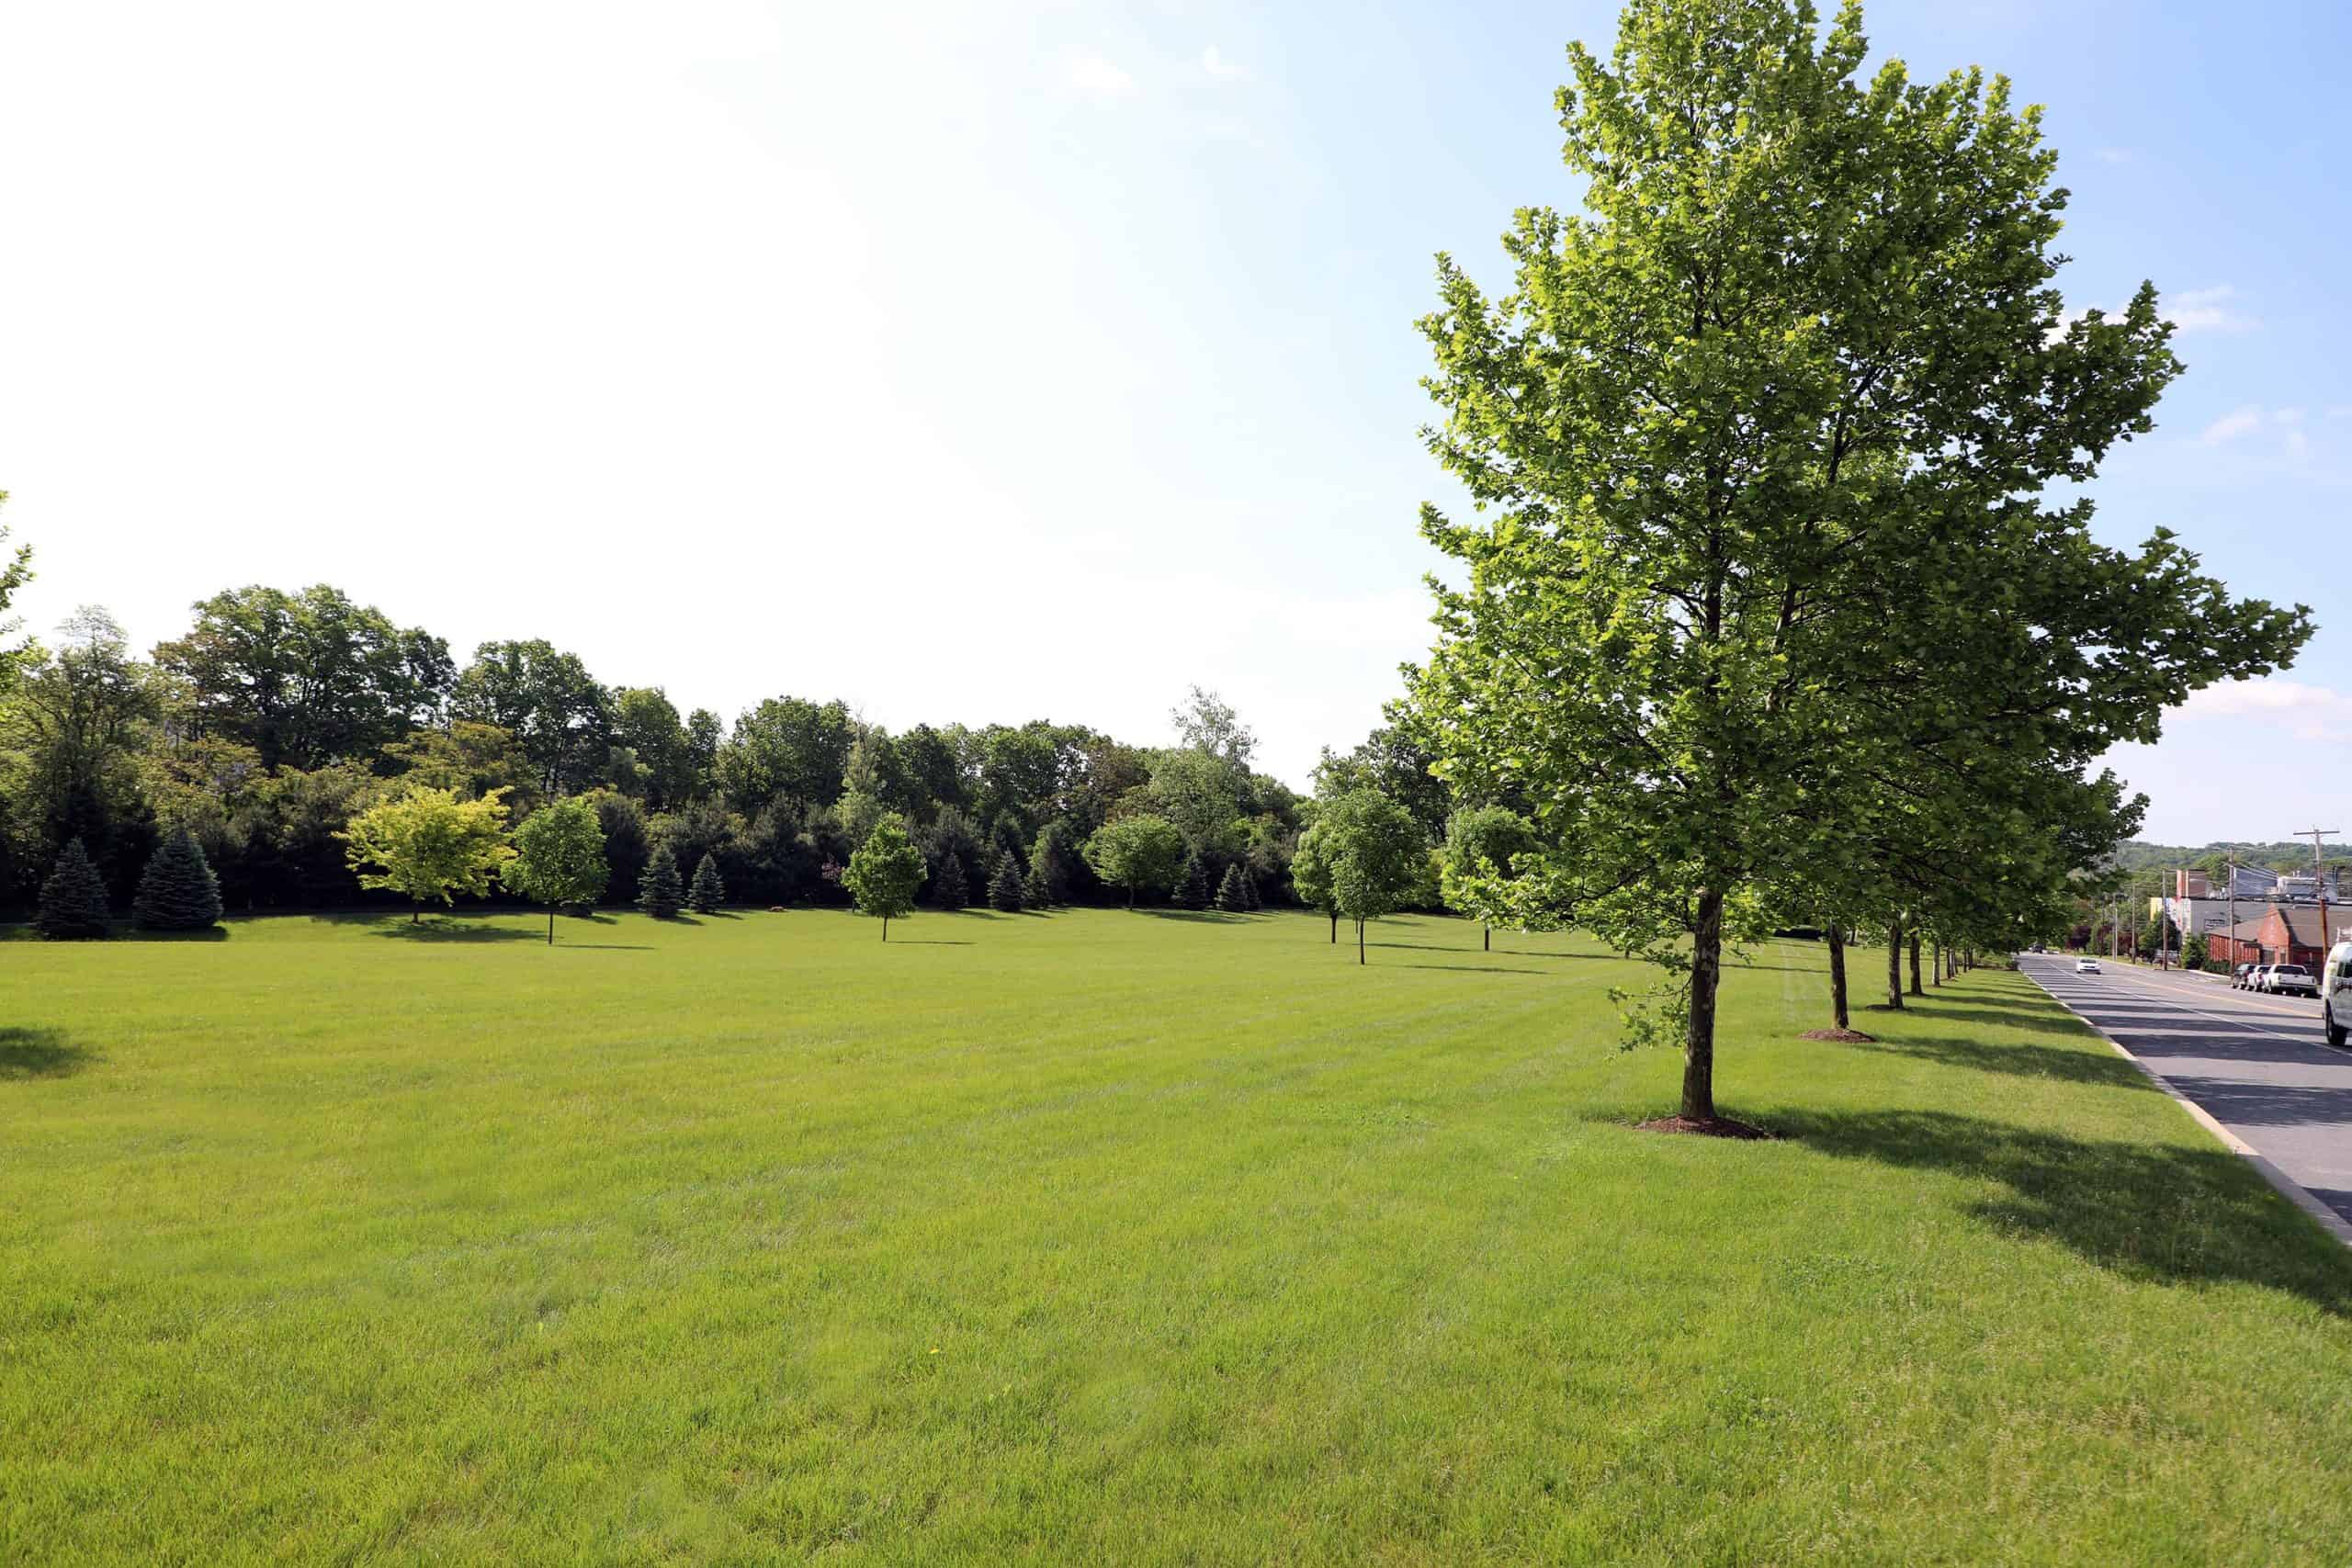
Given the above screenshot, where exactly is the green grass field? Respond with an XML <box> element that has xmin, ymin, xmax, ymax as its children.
<box><xmin>6</xmin><ymin>907</ymin><xmax>2351</xmax><ymax>1563</ymax></box>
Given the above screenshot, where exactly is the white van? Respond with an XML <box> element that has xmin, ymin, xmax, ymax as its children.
<box><xmin>2327</xmin><ymin>942</ymin><xmax>2352</xmax><ymax>1050</ymax></box>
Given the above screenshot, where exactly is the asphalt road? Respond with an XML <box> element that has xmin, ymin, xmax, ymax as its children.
<box><xmin>2018</xmin><ymin>954</ymin><xmax>2352</xmax><ymax>1226</ymax></box>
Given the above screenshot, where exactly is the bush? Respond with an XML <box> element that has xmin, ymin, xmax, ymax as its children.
<box><xmin>37</xmin><ymin>838</ymin><xmax>113</xmax><ymax>940</ymax></box>
<box><xmin>133</xmin><ymin>829</ymin><xmax>225</xmax><ymax>931</ymax></box>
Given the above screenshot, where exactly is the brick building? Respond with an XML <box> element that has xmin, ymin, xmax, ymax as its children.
<box><xmin>2209</xmin><ymin>906</ymin><xmax>2352</xmax><ymax>969</ymax></box>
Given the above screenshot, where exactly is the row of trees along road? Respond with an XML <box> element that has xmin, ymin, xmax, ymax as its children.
<box><xmin>1404</xmin><ymin>0</ymin><xmax>2310</xmax><ymax>1130</ymax></box>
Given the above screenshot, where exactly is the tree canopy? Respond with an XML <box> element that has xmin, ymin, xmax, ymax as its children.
<box><xmin>843</xmin><ymin>814</ymin><xmax>926</xmax><ymax>938</ymax></box>
<box><xmin>339</xmin><ymin>785</ymin><xmax>515</xmax><ymax>920</ymax></box>
<box><xmin>503</xmin><ymin>795</ymin><xmax>609</xmax><ymax>942</ymax></box>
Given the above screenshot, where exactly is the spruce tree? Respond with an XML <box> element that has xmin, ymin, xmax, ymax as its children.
<box><xmin>133</xmin><ymin>828</ymin><xmax>224</xmax><ymax>931</ymax></box>
<box><xmin>934</xmin><ymin>852</ymin><xmax>969</xmax><ymax>910</ymax></box>
<box><xmin>36</xmin><ymin>838</ymin><xmax>112</xmax><ymax>940</ymax></box>
<box><xmin>687</xmin><ymin>852</ymin><xmax>726</xmax><ymax>914</ymax></box>
<box><xmin>989</xmin><ymin>854</ymin><xmax>1026</xmax><ymax>912</ymax></box>
<box><xmin>1173</xmin><ymin>850</ymin><xmax>1210</xmax><ymax>910</ymax></box>
<box><xmin>638</xmin><ymin>841</ymin><xmax>684</xmax><ymax>918</ymax></box>
<box><xmin>1216</xmin><ymin>863</ymin><xmax>1250</xmax><ymax>912</ymax></box>
<box><xmin>1239</xmin><ymin>863</ymin><xmax>1262</xmax><ymax>911</ymax></box>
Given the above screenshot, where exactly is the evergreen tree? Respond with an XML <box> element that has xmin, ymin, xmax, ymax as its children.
<box><xmin>687</xmin><ymin>852</ymin><xmax>726</xmax><ymax>913</ymax></box>
<box><xmin>1216</xmin><ymin>863</ymin><xmax>1250</xmax><ymax>912</ymax></box>
<box><xmin>1027</xmin><ymin>825</ymin><xmax>1073</xmax><ymax>908</ymax></box>
<box><xmin>1239</xmin><ymin>863</ymin><xmax>1262</xmax><ymax>910</ymax></box>
<box><xmin>133</xmin><ymin>827</ymin><xmax>224</xmax><ymax>931</ymax></box>
<box><xmin>36</xmin><ymin>837</ymin><xmax>112</xmax><ymax>940</ymax></box>
<box><xmin>934</xmin><ymin>852</ymin><xmax>969</xmax><ymax>910</ymax></box>
<box><xmin>638</xmin><ymin>841</ymin><xmax>684</xmax><ymax>918</ymax></box>
<box><xmin>1173</xmin><ymin>850</ymin><xmax>1210</xmax><ymax>910</ymax></box>
<box><xmin>989</xmin><ymin>854</ymin><xmax>1026</xmax><ymax>911</ymax></box>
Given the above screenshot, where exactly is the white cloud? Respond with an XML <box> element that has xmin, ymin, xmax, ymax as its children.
<box><xmin>1202</xmin><ymin>45</ymin><xmax>1247</xmax><ymax>82</ymax></box>
<box><xmin>2165</xmin><ymin>284</ymin><xmax>2259</xmax><ymax>333</ymax></box>
<box><xmin>2199</xmin><ymin>405</ymin><xmax>2265</xmax><ymax>445</ymax></box>
<box><xmin>2181</xmin><ymin>680</ymin><xmax>2352</xmax><ymax>741</ymax></box>
<box><xmin>1064</xmin><ymin>52</ymin><xmax>1136</xmax><ymax>103</ymax></box>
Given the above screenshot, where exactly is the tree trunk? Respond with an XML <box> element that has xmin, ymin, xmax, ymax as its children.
<box><xmin>1907</xmin><ymin>932</ymin><xmax>1923</xmax><ymax>997</ymax></box>
<box><xmin>1827</xmin><ymin>922</ymin><xmax>1849</xmax><ymax>1030</ymax></box>
<box><xmin>1484</xmin><ymin>924</ymin><xmax>1490</xmax><ymax>952</ymax></box>
<box><xmin>413</xmin><ymin>905</ymin><xmax>420</xmax><ymax>925</ymax></box>
<box><xmin>1683</xmin><ymin>887</ymin><xmax>1724</xmax><ymax>1120</ymax></box>
<box><xmin>1886</xmin><ymin>919</ymin><xmax>1904</xmax><ymax>1010</ymax></box>
<box><xmin>882</xmin><ymin>915</ymin><xmax>889</xmax><ymax>942</ymax></box>
<box><xmin>1357</xmin><ymin>917</ymin><xmax>1365</xmax><ymax>966</ymax></box>
<box><xmin>548</xmin><ymin>907</ymin><xmax>555</xmax><ymax>945</ymax></box>
<box><xmin>1931</xmin><ymin>939</ymin><xmax>1942</xmax><ymax>985</ymax></box>
<box><xmin>1329</xmin><ymin>909</ymin><xmax>1338</xmax><ymax>944</ymax></box>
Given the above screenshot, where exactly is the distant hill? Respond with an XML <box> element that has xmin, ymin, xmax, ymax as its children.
<box><xmin>2105</xmin><ymin>840</ymin><xmax>2350</xmax><ymax>876</ymax></box>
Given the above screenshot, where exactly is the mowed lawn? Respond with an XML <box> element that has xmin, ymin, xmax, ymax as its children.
<box><xmin>6</xmin><ymin>908</ymin><xmax>2352</xmax><ymax>1564</ymax></box>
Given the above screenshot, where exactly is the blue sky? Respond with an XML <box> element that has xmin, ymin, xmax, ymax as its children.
<box><xmin>0</xmin><ymin>0</ymin><xmax>2343</xmax><ymax>844</ymax></box>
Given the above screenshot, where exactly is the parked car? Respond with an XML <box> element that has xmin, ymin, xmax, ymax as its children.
<box><xmin>2266</xmin><ymin>964</ymin><xmax>2318</xmax><ymax>998</ymax></box>
<box><xmin>2325</xmin><ymin>942</ymin><xmax>2350</xmax><ymax>1049</ymax></box>
<box><xmin>2233</xmin><ymin>963</ymin><xmax>2261</xmax><ymax>989</ymax></box>
<box><xmin>2075</xmin><ymin>958</ymin><xmax>2101</xmax><ymax>975</ymax></box>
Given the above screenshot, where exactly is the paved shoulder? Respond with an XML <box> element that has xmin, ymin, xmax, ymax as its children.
<box><xmin>2019</xmin><ymin>956</ymin><xmax>2352</xmax><ymax>1230</ymax></box>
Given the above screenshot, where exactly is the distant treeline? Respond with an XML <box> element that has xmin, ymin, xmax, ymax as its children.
<box><xmin>2105</xmin><ymin>840</ymin><xmax>2352</xmax><ymax>879</ymax></box>
<box><xmin>0</xmin><ymin>581</ymin><xmax>1450</xmax><ymax>918</ymax></box>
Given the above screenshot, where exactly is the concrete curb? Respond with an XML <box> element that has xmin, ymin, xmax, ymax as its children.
<box><xmin>2030</xmin><ymin>978</ymin><xmax>2352</xmax><ymax>1251</ymax></box>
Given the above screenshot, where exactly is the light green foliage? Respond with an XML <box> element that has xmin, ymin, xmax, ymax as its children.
<box><xmin>1082</xmin><ymin>814</ymin><xmax>1185</xmax><ymax>908</ymax></box>
<box><xmin>504</xmin><ymin>797</ymin><xmax>609</xmax><ymax>941</ymax></box>
<box><xmin>843</xmin><ymin>814</ymin><xmax>926</xmax><ymax>937</ymax></box>
<box><xmin>8</xmin><ymin>919</ymin><xmax>2352</xmax><ymax>1562</ymax></box>
<box><xmin>1147</xmin><ymin>748</ymin><xmax>1248</xmax><ymax>854</ymax></box>
<box><xmin>380</xmin><ymin>720</ymin><xmax>542</xmax><ymax>817</ymax></box>
<box><xmin>0</xmin><ymin>491</ymin><xmax>33</xmax><ymax>700</ymax></box>
<box><xmin>1439</xmin><ymin>806</ymin><xmax>1539</xmax><ymax>933</ymax></box>
<box><xmin>1407</xmin><ymin>0</ymin><xmax>2309</xmax><ymax>1116</ymax></box>
<box><xmin>338</xmin><ymin>785</ymin><xmax>514</xmax><ymax>917</ymax></box>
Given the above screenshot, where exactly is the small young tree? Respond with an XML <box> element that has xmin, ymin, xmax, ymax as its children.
<box><xmin>1292</xmin><ymin>829</ymin><xmax>1339</xmax><ymax>942</ymax></box>
<box><xmin>340</xmin><ymin>785</ymin><xmax>514</xmax><ymax>922</ymax></box>
<box><xmin>989</xmin><ymin>854</ymin><xmax>1026</xmax><ymax>911</ymax></box>
<box><xmin>36</xmin><ymin>837</ymin><xmax>112</xmax><ymax>939</ymax></box>
<box><xmin>1318</xmin><ymin>790</ymin><xmax>1427</xmax><ymax>964</ymax></box>
<box><xmin>933</xmin><ymin>851</ymin><xmax>969</xmax><ymax>910</ymax></box>
<box><xmin>1440</xmin><ymin>805</ymin><xmax>1536</xmax><ymax>952</ymax></box>
<box><xmin>1082</xmin><ymin>814</ymin><xmax>1185</xmax><ymax>908</ymax></box>
<box><xmin>638</xmin><ymin>841</ymin><xmax>684</xmax><ymax>919</ymax></box>
<box><xmin>1216</xmin><ymin>863</ymin><xmax>1250</xmax><ymax>912</ymax></box>
<box><xmin>1173</xmin><ymin>850</ymin><xmax>1211</xmax><ymax>910</ymax></box>
<box><xmin>505</xmin><ymin>796</ymin><xmax>609</xmax><ymax>942</ymax></box>
<box><xmin>133</xmin><ymin>827</ymin><xmax>224</xmax><ymax>932</ymax></box>
<box><xmin>844</xmin><ymin>814</ymin><xmax>927</xmax><ymax>939</ymax></box>
<box><xmin>687</xmin><ymin>852</ymin><xmax>726</xmax><ymax>914</ymax></box>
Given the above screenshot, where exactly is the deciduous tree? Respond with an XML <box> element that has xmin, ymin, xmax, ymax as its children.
<box><xmin>339</xmin><ymin>785</ymin><xmax>514</xmax><ymax>922</ymax></box>
<box><xmin>506</xmin><ymin>796</ymin><xmax>609</xmax><ymax>942</ymax></box>
<box><xmin>843</xmin><ymin>814</ymin><xmax>926</xmax><ymax>939</ymax></box>
<box><xmin>1082</xmin><ymin>814</ymin><xmax>1184</xmax><ymax>908</ymax></box>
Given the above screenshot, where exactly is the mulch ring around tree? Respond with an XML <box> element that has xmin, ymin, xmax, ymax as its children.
<box><xmin>1798</xmin><ymin>1027</ymin><xmax>1876</xmax><ymax>1043</ymax></box>
<box><xmin>1635</xmin><ymin>1114</ymin><xmax>1776</xmax><ymax>1140</ymax></box>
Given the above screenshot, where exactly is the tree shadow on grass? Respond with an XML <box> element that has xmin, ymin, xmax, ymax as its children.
<box><xmin>1389</xmin><ymin>961</ymin><xmax>1548</xmax><ymax>976</ymax></box>
<box><xmin>889</xmin><ymin>939</ymin><xmax>973</xmax><ymax>946</ymax></box>
<box><xmin>1908</xmin><ymin>1003</ymin><xmax>2094</xmax><ymax>1036</ymax></box>
<box><xmin>1849</xmin><ymin>1033</ymin><xmax>2155</xmax><ymax>1091</ymax></box>
<box><xmin>562</xmin><ymin>943</ymin><xmax>656</xmax><ymax>951</ymax></box>
<box><xmin>1770</xmin><ymin>1107</ymin><xmax>2352</xmax><ymax>1314</ymax></box>
<box><xmin>118</xmin><ymin>925</ymin><xmax>230</xmax><ymax>942</ymax></box>
<box><xmin>0</xmin><ymin>1027</ymin><xmax>96</xmax><ymax>1080</ymax></box>
<box><xmin>364</xmin><ymin>919</ymin><xmax>544</xmax><ymax>943</ymax></box>
<box><xmin>1136</xmin><ymin>910</ymin><xmax>1247</xmax><ymax>923</ymax></box>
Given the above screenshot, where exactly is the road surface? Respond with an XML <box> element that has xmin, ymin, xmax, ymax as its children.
<box><xmin>2018</xmin><ymin>954</ymin><xmax>2352</xmax><ymax>1228</ymax></box>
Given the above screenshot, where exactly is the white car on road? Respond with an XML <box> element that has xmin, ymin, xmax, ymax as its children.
<box><xmin>2075</xmin><ymin>958</ymin><xmax>2101</xmax><ymax>975</ymax></box>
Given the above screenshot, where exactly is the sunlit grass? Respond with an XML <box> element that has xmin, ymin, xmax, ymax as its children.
<box><xmin>6</xmin><ymin>908</ymin><xmax>2349</xmax><ymax>1562</ymax></box>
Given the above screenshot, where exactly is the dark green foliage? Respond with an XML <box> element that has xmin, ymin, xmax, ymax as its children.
<box><xmin>638</xmin><ymin>842</ymin><xmax>684</xmax><ymax>919</ymax></box>
<box><xmin>1173</xmin><ymin>851</ymin><xmax>1210</xmax><ymax>910</ymax></box>
<box><xmin>924</xmin><ymin>807</ymin><xmax>985</xmax><ymax>906</ymax></box>
<box><xmin>37</xmin><ymin>838</ymin><xmax>112</xmax><ymax>939</ymax></box>
<box><xmin>1216</xmin><ymin>863</ymin><xmax>1250</xmax><ymax>912</ymax></box>
<box><xmin>1240</xmin><ymin>864</ymin><xmax>1261</xmax><ymax>911</ymax></box>
<box><xmin>687</xmin><ymin>852</ymin><xmax>725</xmax><ymax>914</ymax></box>
<box><xmin>133</xmin><ymin>829</ymin><xmax>224</xmax><ymax>931</ymax></box>
<box><xmin>989</xmin><ymin>855</ymin><xmax>1026</xmax><ymax>912</ymax></box>
<box><xmin>934</xmin><ymin>852</ymin><xmax>968</xmax><ymax>911</ymax></box>
<box><xmin>1027</xmin><ymin>824</ymin><xmax>1074</xmax><ymax>908</ymax></box>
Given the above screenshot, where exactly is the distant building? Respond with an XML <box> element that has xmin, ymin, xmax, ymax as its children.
<box><xmin>2209</xmin><ymin>906</ymin><xmax>2352</xmax><ymax>970</ymax></box>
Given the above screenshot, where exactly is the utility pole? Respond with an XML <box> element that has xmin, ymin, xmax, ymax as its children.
<box><xmin>2226</xmin><ymin>858</ymin><xmax>2237</xmax><ymax>976</ymax></box>
<box><xmin>2298</xmin><ymin>827</ymin><xmax>2339</xmax><ymax>955</ymax></box>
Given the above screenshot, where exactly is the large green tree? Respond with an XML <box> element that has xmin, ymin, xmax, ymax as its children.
<box><xmin>1406</xmin><ymin>0</ymin><xmax>2308</xmax><ymax>1125</ymax></box>
<box><xmin>1082</xmin><ymin>814</ymin><xmax>1184</xmax><ymax>908</ymax></box>
<box><xmin>1302</xmin><ymin>790</ymin><xmax>1426</xmax><ymax>965</ymax></box>
<box><xmin>5</xmin><ymin>607</ymin><xmax>159</xmax><ymax>890</ymax></box>
<box><xmin>449</xmin><ymin>640</ymin><xmax>614</xmax><ymax>798</ymax></box>
<box><xmin>716</xmin><ymin>696</ymin><xmax>854</xmax><ymax>819</ymax></box>
<box><xmin>1440</xmin><ymin>805</ymin><xmax>1538</xmax><ymax>953</ymax></box>
<box><xmin>504</xmin><ymin>796</ymin><xmax>609</xmax><ymax>943</ymax></box>
<box><xmin>153</xmin><ymin>584</ymin><xmax>450</xmax><ymax>771</ymax></box>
